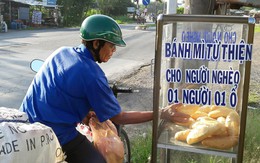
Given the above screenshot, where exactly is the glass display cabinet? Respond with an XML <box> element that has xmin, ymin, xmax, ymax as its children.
<box><xmin>151</xmin><ymin>14</ymin><xmax>255</xmax><ymax>163</ymax></box>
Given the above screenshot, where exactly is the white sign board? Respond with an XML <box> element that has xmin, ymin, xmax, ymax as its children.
<box><xmin>127</xmin><ymin>7</ymin><xmax>135</xmax><ymax>13</ymax></box>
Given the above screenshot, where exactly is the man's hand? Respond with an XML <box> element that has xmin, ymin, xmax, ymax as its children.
<box><xmin>160</xmin><ymin>103</ymin><xmax>190</xmax><ymax>123</ymax></box>
<box><xmin>82</xmin><ymin>111</ymin><xmax>96</xmax><ymax>125</ymax></box>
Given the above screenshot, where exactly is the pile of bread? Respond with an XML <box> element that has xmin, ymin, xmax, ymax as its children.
<box><xmin>173</xmin><ymin>104</ymin><xmax>240</xmax><ymax>150</ymax></box>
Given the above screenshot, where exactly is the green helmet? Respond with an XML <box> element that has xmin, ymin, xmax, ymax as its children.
<box><xmin>80</xmin><ymin>14</ymin><xmax>126</xmax><ymax>47</ymax></box>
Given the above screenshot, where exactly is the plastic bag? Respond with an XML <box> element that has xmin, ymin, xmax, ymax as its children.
<box><xmin>76</xmin><ymin>123</ymin><xmax>93</xmax><ymax>142</ymax></box>
<box><xmin>89</xmin><ymin>117</ymin><xmax>124</xmax><ymax>163</ymax></box>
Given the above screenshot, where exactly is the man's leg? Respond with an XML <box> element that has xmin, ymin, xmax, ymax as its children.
<box><xmin>62</xmin><ymin>133</ymin><xmax>106</xmax><ymax>163</ymax></box>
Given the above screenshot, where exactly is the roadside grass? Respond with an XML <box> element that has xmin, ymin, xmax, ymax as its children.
<box><xmin>243</xmin><ymin>108</ymin><xmax>260</xmax><ymax>162</ymax></box>
<box><xmin>113</xmin><ymin>15</ymin><xmax>136</xmax><ymax>24</ymax></box>
<box><xmin>130</xmin><ymin>105</ymin><xmax>260</xmax><ymax>163</ymax></box>
<box><xmin>130</xmin><ymin>131</ymin><xmax>152</xmax><ymax>163</ymax></box>
<box><xmin>248</xmin><ymin>81</ymin><xmax>260</xmax><ymax>108</ymax></box>
<box><xmin>248</xmin><ymin>92</ymin><xmax>260</xmax><ymax>107</ymax></box>
<box><xmin>255</xmin><ymin>25</ymin><xmax>260</xmax><ymax>33</ymax></box>
<box><xmin>145</xmin><ymin>23</ymin><xmax>156</xmax><ymax>28</ymax></box>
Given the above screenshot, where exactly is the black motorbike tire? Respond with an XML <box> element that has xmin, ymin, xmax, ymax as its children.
<box><xmin>119</xmin><ymin>129</ymin><xmax>131</xmax><ymax>163</ymax></box>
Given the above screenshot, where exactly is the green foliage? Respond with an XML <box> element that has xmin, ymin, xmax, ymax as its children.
<box><xmin>96</xmin><ymin>0</ymin><xmax>134</xmax><ymax>16</ymax></box>
<box><xmin>131</xmin><ymin>132</ymin><xmax>152</xmax><ymax>163</ymax></box>
<box><xmin>113</xmin><ymin>15</ymin><xmax>135</xmax><ymax>24</ymax></box>
<box><xmin>255</xmin><ymin>25</ymin><xmax>260</xmax><ymax>33</ymax></box>
<box><xmin>84</xmin><ymin>9</ymin><xmax>101</xmax><ymax>17</ymax></box>
<box><xmin>145</xmin><ymin>2</ymin><xmax>165</xmax><ymax>15</ymax></box>
<box><xmin>243</xmin><ymin>109</ymin><xmax>260</xmax><ymax>162</ymax></box>
<box><xmin>240</xmin><ymin>6</ymin><xmax>254</xmax><ymax>12</ymax></box>
<box><xmin>55</xmin><ymin>0</ymin><xmax>134</xmax><ymax>27</ymax></box>
<box><xmin>57</xmin><ymin>0</ymin><xmax>95</xmax><ymax>27</ymax></box>
<box><xmin>29</xmin><ymin>5</ymin><xmax>49</xmax><ymax>18</ymax></box>
<box><xmin>95</xmin><ymin>0</ymin><xmax>113</xmax><ymax>15</ymax></box>
<box><xmin>165</xmin><ymin>150</ymin><xmax>231</xmax><ymax>163</ymax></box>
<box><xmin>248</xmin><ymin>92</ymin><xmax>260</xmax><ymax>107</ymax></box>
<box><xmin>177</xmin><ymin>7</ymin><xmax>184</xmax><ymax>14</ymax></box>
<box><xmin>248</xmin><ymin>81</ymin><xmax>260</xmax><ymax>107</ymax></box>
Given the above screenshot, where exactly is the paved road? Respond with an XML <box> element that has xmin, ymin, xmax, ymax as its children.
<box><xmin>0</xmin><ymin>24</ymin><xmax>156</xmax><ymax>108</ymax></box>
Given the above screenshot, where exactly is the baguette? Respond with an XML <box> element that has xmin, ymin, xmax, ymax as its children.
<box><xmin>217</xmin><ymin>117</ymin><xmax>226</xmax><ymax>125</ymax></box>
<box><xmin>225</xmin><ymin>111</ymin><xmax>240</xmax><ymax>136</ymax></box>
<box><xmin>175</xmin><ymin>117</ymin><xmax>195</xmax><ymax>128</ymax></box>
<box><xmin>174</xmin><ymin>129</ymin><xmax>191</xmax><ymax>141</ymax></box>
<box><xmin>190</xmin><ymin>117</ymin><xmax>215</xmax><ymax>129</ymax></box>
<box><xmin>174</xmin><ymin>105</ymin><xmax>240</xmax><ymax>150</ymax></box>
<box><xmin>201</xmin><ymin>136</ymin><xmax>238</xmax><ymax>150</ymax></box>
<box><xmin>212</xmin><ymin>123</ymin><xmax>228</xmax><ymax>137</ymax></box>
<box><xmin>197</xmin><ymin>105</ymin><xmax>211</xmax><ymax>113</ymax></box>
<box><xmin>191</xmin><ymin>111</ymin><xmax>208</xmax><ymax>120</ymax></box>
<box><xmin>208</xmin><ymin>106</ymin><xmax>234</xmax><ymax>118</ymax></box>
<box><xmin>186</xmin><ymin>119</ymin><xmax>222</xmax><ymax>144</ymax></box>
<box><xmin>176</xmin><ymin>104</ymin><xmax>200</xmax><ymax>116</ymax></box>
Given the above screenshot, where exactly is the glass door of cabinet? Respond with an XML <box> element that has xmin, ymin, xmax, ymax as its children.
<box><xmin>151</xmin><ymin>14</ymin><xmax>255</xmax><ymax>163</ymax></box>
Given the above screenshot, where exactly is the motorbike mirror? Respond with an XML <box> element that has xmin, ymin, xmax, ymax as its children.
<box><xmin>30</xmin><ymin>59</ymin><xmax>44</xmax><ymax>73</ymax></box>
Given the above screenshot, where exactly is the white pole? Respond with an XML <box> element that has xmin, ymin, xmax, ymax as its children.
<box><xmin>167</xmin><ymin>0</ymin><xmax>177</xmax><ymax>14</ymax></box>
<box><xmin>162</xmin><ymin>0</ymin><xmax>178</xmax><ymax>107</ymax></box>
<box><xmin>166</xmin><ymin>0</ymin><xmax>177</xmax><ymax>39</ymax></box>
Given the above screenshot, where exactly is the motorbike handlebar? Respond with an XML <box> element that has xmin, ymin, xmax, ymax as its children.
<box><xmin>109</xmin><ymin>83</ymin><xmax>139</xmax><ymax>97</ymax></box>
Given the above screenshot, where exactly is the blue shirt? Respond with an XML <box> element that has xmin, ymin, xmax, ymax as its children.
<box><xmin>20</xmin><ymin>44</ymin><xmax>121</xmax><ymax>145</ymax></box>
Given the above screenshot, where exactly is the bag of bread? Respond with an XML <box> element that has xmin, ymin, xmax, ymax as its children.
<box><xmin>89</xmin><ymin>117</ymin><xmax>124</xmax><ymax>163</ymax></box>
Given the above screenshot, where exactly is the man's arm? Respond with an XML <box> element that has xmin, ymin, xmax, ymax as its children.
<box><xmin>110</xmin><ymin>103</ymin><xmax>190</xmax><ymax>125</ymax></box>
<box><xmin>110</xmin><ymin>111</ymin><xmax>153</xmax><ymax>125</ymax></box>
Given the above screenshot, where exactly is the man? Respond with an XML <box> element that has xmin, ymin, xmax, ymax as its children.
<box><xmin>20</xmin><ymin>14</ymin><xmax>190</xmax><ymax>163</ymax></box>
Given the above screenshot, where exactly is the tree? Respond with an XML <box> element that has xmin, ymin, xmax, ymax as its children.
<box><xmin>57</xmin><ymin>0</ymin><xmax>95</xmax><ymax>26</ymax></box>
<box><xmin>95</xmin><ymin>0</ymin><xmax>114</xmax><ymax>15</ymax></box>
<box><xmin>96</xmin><ymin>0</ymin><xmax>134</xmax><ymax>16</ymax></box>
<box><xmin>146</xmin><ymin>1</ymin><xmax>165</xmax><ymax>15</ymax></box>
<box><xmin>39</xmin><ymin>0</ymin><xmax>135</xmax><ymax>27</ymax></box>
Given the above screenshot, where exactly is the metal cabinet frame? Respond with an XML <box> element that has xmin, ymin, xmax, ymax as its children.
<box><xmin>151</xmin><ymin>14</ymin><xmax>255</xmax><ymax>163</ymax></box>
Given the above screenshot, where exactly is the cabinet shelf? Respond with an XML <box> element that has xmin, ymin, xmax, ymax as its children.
<box><xmin>157</xmin><ymin>121</ymin><xmax>237</xmax><ymax>158</ymax></box>
<box><xmin>157</xmin><ymin>143</ymin><xmax>237</xmax><ymax>158</ymax></box>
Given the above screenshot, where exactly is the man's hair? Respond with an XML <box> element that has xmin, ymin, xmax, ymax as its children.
<box><xmin>82</xmin><ymin>39</ymin><xmax>106</xmax><ymax>63</ymax></box>
<box><xmin>82</xmin><ymin>40</ymin><xmax>106</xmax><ymax>51</ymax></box>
